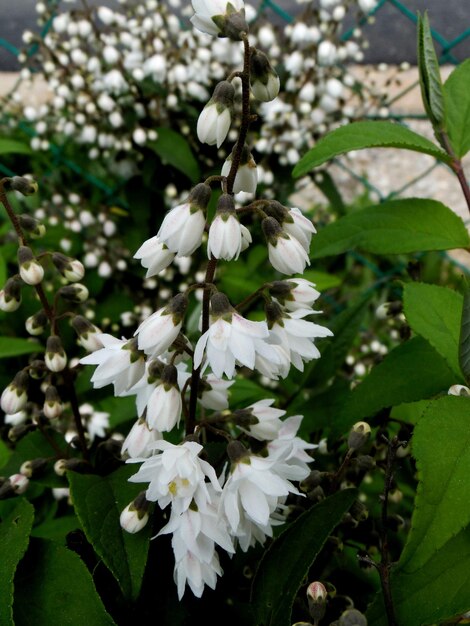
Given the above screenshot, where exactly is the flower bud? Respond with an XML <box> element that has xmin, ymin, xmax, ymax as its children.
<box><xmin>54</xmin><ymin>458</ymin><xmax>90</xmax><ymax>476</ymax></box>
<box><xmin>25</xmin><ymin>309</ymin><xmax>48</xmax><ymax>336</ymax></box>
<box><xmin>350</xmin><ymin>499</ymin><xmax>369</xmax><ymax>522</ymax></box>
<box><xmin>221</xmin><ymin>145</ymin><xmax>258</xmax><ymax>194</ymax></box>
<box><xmin>19</xmin><ymin>214</ymin><xmax>46</xmax><ymax>238</ymax></box>
<box><xmin>17</xmin><ymin>246</ymin><xmax>44</xmax><ymax>285</ymax></box>
<box><xmin>9</xmin><ymin>473</ymin><xmax>30</xmax><ymax>494</ymax></box>
<box><xmin>20</xmin><ymin>457</ymin><xmax>48</xmax><ymax>478</ymax></box>
<box><xmin>4</xmin><ymin>176</ymin><xmax>38</xmax><ymax>196</ymax></box>
<box><xmin>57</xmin><ymin>283</ymin><xmax>89</xmax><ymax>303</ymax></box>
<box><xmin>348</xmin><ymin>422</ymin><xmax>371</xmax><ymax>451</ymax></box>
<box><xmin>45</xmin><ymin>335</ymin><xmax>67</xmax><ymax>372</ymax></box>
<box><xmin>29</xmin><ymin>359</ymin><xmax>48</xmax><ymax>380</ymax></box>
<box><xmin>197</xmin><ymin>81</ymin><xmax>235</xmax><ymax>148</ymax></box>
<box><xmin>307</xmin><ymin>581</ymin><xmax>327</xmax><ymax>622</ymax></box>
<box><xmin>43</xmin><ymin>385</ymin><xmax>63</xmax><ymax>419</ymax></box>
<box><xmin>250</xmin><ymin>49</ymin><xmax>280</xmax><ymax>101</ymax></box>
<box><xmin>190</xmin><ymin>0</ymin><xmax>248</xmax><ymax>40</ymax></box>
<box><xmin>71</xmin><ymin>315</ymin><xmax>103</xmax><ymax>351</ymax></box>
<box><xmin>52</xmin><ymin>252</ymin><xmax>85</xmax><ymax>282</ymax></box>
<box><xmin>1</xmin><ymin>371</ymin><xmax>29</xmax><ymax>414</ymax></box>
<box><xmin>120</xmin><ymin>491</ymin><xmax>150</xmax><ymax>534</ymax></box>
<box><xmin>0</xmin><ymin>277</ymin><xmax>22</xmax><ymax>312</ymax></box>
<box><xmin>8</xmin><ymin>422</ymin><xmax>35</xmax><ymax>442</ymax></box>
<box><xmin>448</xmin><ymin>384</ymin><xmax>470</xmax><ymax>397</ymax></box>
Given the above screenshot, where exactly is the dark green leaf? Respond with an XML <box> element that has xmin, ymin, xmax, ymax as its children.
<box><xmin>0</xmin><ymin>140</ymin><xmax>33</xmax><ymax>156</ymax></box>
<box><xmin>309</xmin><ymin>199</ymin><xmax>469</xmax><ymax>259</ymax></box>
<box><xmin>0</xmin><ymin>337</ymin><xmax>42</xmax><ymax>359</ymax></box>
<box><xmin>292</xmin><ymin>122</ymin><xmax>451</xmax><ymax>178</ymax></box>
<box><xmin>301</xmin><ymin>269</ymin><xmax>341</xmax><ymax>291</ymax></box>
<box><xmin>417</xmin><ymin>12</ymin><xmax>446</xmax><ymax>129</ymax></box>
<box><xmin>68</xmin><ymin>465</ymin><xmax>151</xmax><ymax>601</ymax></box>
<box><xmin>0</xmin><ymin>498</ymin><xmax>34</xmax><ymax>626</ymax></box>
<box><xmin>251</xmin><ymin>489</ymin><xmax>358</xmax><ymax>626</ymax></box>
<box><xmin>337</xmin><ymin>337</ymin><xmax>456</xmax><ymax>430</ymax></box>
<box><xmin>368</xmin><ymin>397</ymin><xmax>470</xmax><ymax>625</ymax></box>
<box><xmin>13</xmin><ymin>539</ymin><xmax>116</xmax><ymax>626</ymax></box>
<box><xmin>459</xmin><ymin>288</ymin><xmax>470</xmax><ymax>382</ymax></box>
<box><xmin>444</xmin><ymin>59</ymin><xmax>470</xmax><ymax>158</ymax></box>
<box><xmin>30</xmin><ymin>515</ymin><xmax>81</xmax><ymax>542</ymax></box>
<box><xmin>403</xmin><ymin>282</ymin><xmax>464</xmax><ymax>378</ymax></box>
<box><xmin>147</xmin><ymin>128</ymin><xmax>200</xmax><ymax>183</ymax></box>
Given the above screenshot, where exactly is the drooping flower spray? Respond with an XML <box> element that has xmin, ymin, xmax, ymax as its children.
<box><xmin>78</xmin><ymin>0</ymin><xmax>333</xmax><ymax>598</ymax></box>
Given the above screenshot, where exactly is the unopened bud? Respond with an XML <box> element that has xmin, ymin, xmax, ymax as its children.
<box><xmin>43</xmin><ymin>385</ymin><xmax>63</xmax><ymax>419</ymax></box>
<box><xmin>355</xmin><ymin>454</ymin><xmax>376</xmax><ymax>471</ymax></box>
<box><xmin>350</xmin><ymin>499</ymin><xmax>368</xmax><ymax>522</ymax></box>
<box><xmin>250</xmin><ymin>48</ymin><xmax>280</xmax><ymax>102</ymax></box>
<box><xmin>1</xmin><ymin>371</ymin><xmax>29</xmax><ymax>414</ymax></box>
<box><xmin>8</xmin><ymin>422</ymin><xmax>35</xmax><ymax>442</ymax></box>
<box><xmin>299</xmin><ymin>469</ymin><xmax>323</xmax><ymax>492</ymax></box>
<box><xmin>5</xmin><ymin>176</ymin><xmax>38</xmax><ymax>196</ymax></box>
<box><xmin>348</xmin><ymin>422</ymin><xmax>371</xmax><ymax>451</ymax></box>
<box><xmin>57</xmin><ymin>283</ymin><xmax>89</xmax><ymax>303</ymax></box>
<box><xmin>25</xmin><ymin>309</ymin><xmax>48</xmax><ymax>336</ymax></box>
<box><xmin>0</xmin><ymin>277</ymin><xmax>22</xmax><ymax>312</ymax></box>
<box><xmin>120</xmin><ymin>491</ymin><xmax>150</xmax><ymax>534</ymax></box>
<box><xmin>45</xmin><ymin>335</ymin><xmax>67</xmax><ymax>372</ymax></box>
<box><xmin>307</xmin><ymin>581</ymin><xmax>327</xmax><ymax>622</ymax></box>
<box><xmin>227</xmin><ymin>440</ymin><xmax>250</xmax><ymax>463</ymax></box>
<box><xmin>9</xmin><ymin>473</ymin><xmax>30</xmax><ymax>494</ymax></box>
<box><xmin>71</xmin><ymin>315</ymin><xmax>103</xmax><ymax>351</ymax></box>
<box><xmin>54</xmin><ymin>458</ymin><xmax>90</xmax><ymax>476</ymax></box>
<box><xmin>52</xmin><ymin>252</ymin><xmax>85</xmax><ymax>282</ymax></box>
<box><xmin>29</xmin><ymin>359</ymin><xmax>48</xmax><ymax>379</ymax></box>
<box><xmin>19</xmin><ymin>214</ymin><xmax>46</xmax><ymax>238</ymax></box>
<box><xmin>18</xmin><ymin>246</ymin><xmax>44</xmax><ymax>285</ymax></box>
<box><xmin>20</xmin><ymin>457</ymin><xmax>48</xmax><ymax>478</ymax></box>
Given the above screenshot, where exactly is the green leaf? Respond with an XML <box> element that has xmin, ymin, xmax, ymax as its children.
<box><xmin>0</xmin><ymin>139</ymin><xmax>33</xmax><ymax>156</ymax></box>
<box><xmin>292</xmin><ymin>122</ymin><xmax>451</xmax><ymax>178</ymax></box>
<box><xmin>459</xmin><ymin>286</ymin><xmax>470</xmax><ymax>382</ymax></box>
<box><xmin>13</xmin><ymin>539</ymin><xmax>116</xmax><ymax>626</ymax></box>
<box><xmin>147</xmin><ymin>128</ymin><xmax>200</xmax><ymax>183</ymax></box>
<box><xmin>337</xmin><ymin>337</ymin><xmax>456</xmax><ymax>430</ymax></box>
<box><xmin>417</xmin><ymin>12</ymin><xmax>446</xmax><ymax>129</ymax></box>
<box><xmin>367</xmin><ymin>397</ymin><xmax>470</xmax><ymax>625</ymax></box>
<box><xmin>0</xmin><ymin>337</ymin><xmax>42</xmax><ymax>359</ymax></box>
<box><xmin>251</xmin><ymin>489</ymin><xmax>358</xmax><ymax>626</ymax></box>
<box><xmin>403</xmin><ymin>282</ymin><xmax>464</xmax><ymax>378</ymax></box>
<box><xmin>0</xmin><ymin>498</ymin><xmax>34</xmax><ymax>626</ymax></box>
<box><xmin>68</xmin><ymin>465</ymin><xmax>151</xmax><ymax>601</ymax></box>
<box><xmin>309</xmin><ymin>198</ymin><xmax>470</xmax><ymax>259</ymax></box>
<box><xmin>301</xmin><ymin>269</ymin><xmax>341</xmax><ymax>291</ymax></box>
<box><xmin>444</xmin><ymin>59</ymin><xmax>470</xmax><ymax>158</ymax></box>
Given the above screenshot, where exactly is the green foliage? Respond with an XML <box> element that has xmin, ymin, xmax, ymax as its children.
<box><xmin>444</xmin><ymin>59</ymin><xmax>470</xmax><ymax>158</ymax></box>
<box><xmin>292</xmin><ymin>121</ymin><xmax>451</xmax><ymax>178</ymax></box>
<box><xmin>13</xmin><ymin>539</ymin><xmax>116</xmax><ymax>625</ymax></box>
<box><xmin>309</xmin><ymin>199</ymin><xmax>470</xmax><ymax>259</ymax></box>
<box><xmin>0</xmin><ymin>140</ymin><xmax>33</xmax><ymax>156</ymax></box>
<box><xmin>251</xmin><ymin>489</ymin><xmax>358</xmax><ymax>626</ymax></box>
<box><xmin>403</xmin><ymin>282</ymin><xmax>464</xmax><ymax>378</ymax></box>
<box><xmin>417</xmin><ymin>12</ymin><xmax>446</xmax><ymax>130</ymax></box>
<box><xmin>68</xmin><ymin>465</ymin><xmax>152</xmax><ymax>601</ymax></box>
<box><xmin>367</xmin><ymin>397</ymin><xmax>470</xmax><ymax>625</ymax></box>
<box><xmin>459</xmin><ymin>287</ymin><xmax>470</xmax><ymax>382</ymax></box>
<box><xmin>147</xmin><ymin>128</ymin><xmax>200</xmax><ymax>183</ymax></box>
<box><xmin>0</xmin><ymin>498</ymin><xmax>34</xmax><ymax>626</ymax></box>
<box><xmin>0</xmin><ymin>337</ymin><xmax>42</xmax><ymax>359</ymax></box>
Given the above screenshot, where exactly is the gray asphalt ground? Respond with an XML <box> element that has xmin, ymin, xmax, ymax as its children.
<box><xmin>0</xmin><ymin>0</ymin><xmax>469</xmax><ymax>71</ymax></box>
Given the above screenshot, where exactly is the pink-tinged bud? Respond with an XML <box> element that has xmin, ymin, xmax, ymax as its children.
<box><xmin>45</xmin><ymin>335</ymin><xmax>67</xmax><ymax>372</ymax></box>
<box><xmin>1</xmin><ymin>371</ymin><xmax>29</xmax><ymax>414</ymax></box>
<box><xmin>52</xmin><ymin>252</ymin><xmax>85</xmax><ymax>282</ymax></box>
<box><xmin>120</xmin><ymin>492</ymin><xmax>150</xmax><ymax>534</ymax></box>
<box><xmin>348</xmin><ymin>421</ymin><xmax>371</xmax><ymax>451</ymax></box>
<box><xmin>9</xmin><ymin>473</ymin><xmax>30</xmax><ymax>494</ymax></box>
<box><xmin>307</xmin><ymin>581</ymin><xmax>327</xmax><ymax>622</ymax></box>
<box><xmin>18</xmin><ymin>246</ymin><xmax>44</xmax><ymax>285</ymax></box>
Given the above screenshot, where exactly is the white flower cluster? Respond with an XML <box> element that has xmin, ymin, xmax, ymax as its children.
<box><xmin>78</xmin><ymin>0</ymin><xmax>334</xmax><ymax>600</ymax></box>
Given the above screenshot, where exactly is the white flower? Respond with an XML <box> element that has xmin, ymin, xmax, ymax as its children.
<box><xmin>200</xmin><ymin>374</ymin><xmax>234</xmax><ymax>410</ymax></box>
<box><xmin>134</xmin><ymin>294</ymin><xmax>188</xmax><ymax>357</ymax></box>
<box><xmin>158</xmin><ymin>487</ymin><xmax>234</xmax><ymax>598</ymax></box>
<box><xmin>358</xmin><ymin>0</ymin><xmax>378</xmax><ymax>13</ymax></box>
<box><xmin>121</xmin><ymin>418</ymin><xmax>162</xmax><ymax>459</ymax></box>
<box><xmin>207</xmin><ymin>194</ymin><xmax>243</xmax><ymax>261</ymax></box>
<box><xmin>191</xmin><ymin>0</ymin><xmax>247</xmax><ymax>39</ymax></box>
<box><xmin>317</xmin><ymin>40</ymin><xmax>337</xmax><ymax>66</ymax></box>
<box><xmin>145</xmin><ymin>380</ymin><xmax>182</xmax><ymax>432</ymax></box>
<box><xmin>194</xmin><ymin>293</ymin><xmax>279</xmax><ymax>379</ymax></box>
<box><xmin>219</xmin><ymin>443</ymin><xmax>302</xmax><ymax>549</ymax></box>
<box><xmin>267</xmin><ymin>415</ymin><xmax>316</xmax><ymax>481</ymax></box>
<box><xmin>268</xmin><ymin>307</ymin><xmax>333</xmax><ymax>372</ymax></box>
<box><xmin>120</xmin><ymin>503</ymin><xmax>149</xmax><ymax>534</ymax></box>
<box><xmin>80</xmin><ymin>334</ymin><xmax>145</xmax><ymax>395</ymax></box>
<box><xmin>235</xmin><ymin>399</ymin><xmax>285</xmax><ymax>441</ymax></box>
<box><xmin>133</xmin><ymin>235</ymin><xmax>175</xmax><ymax>278</ymax></box>
<box><xmin>84</xmin><ymin>407</ymin><xmax>110</xmax><ymax>442</ymax></box>
<box><xmin>270</xmin><ymin>278</ymin><xmax>321</xmax><ymax>312</ymax></box>
<box><xmin>221</xmin><ymin>149</ymin><xmax>258</xmax><ymax>195</ymax></box>
<box><xmin>1</xmin><ymin>373</ymin><xmax>28</xmax><ymax>415</ymax></box>
<box><xmin>268</xmin><ymin>232</ymin><xmax>310</xmax><ymax>275</ymax></box>
<box><xmin>158</xmin><ymin>184</ymin><xmax>211</xmax><ymax>256</ymax></box>
<box><xmin>197</xmin><ymin>81</ymin><xmax>234</xmax><ymax>148</ymax></box>
<box><xmin>250</xmin><ymin>49</ymin><xmax>280</xmax><ymax>102</ymax></box>
<box><xmin>448</xmin><ymin>384</ymin><xmax>470</xmax><ymax>397</ymax></box>
<box><xmin>254</xmin><ymin>341</ymin><xmax>292</xmax><ymax>380</ymax></box>
<box><xmin>128</xmin><ymin>440</ymin><xmax>222</xmax><ymax>515</ymax></box>
<box><xmin>3</xmin><ymin>410</ymin><xmax>27</xmax><ymax>426</ymax></box>
<box><xmin>283</xmin><ymin>208</ymin><xmax>316</xmax><ymax>253</ymax></box>
<box><xmin>18</xmin><ymin>246</ymin><xmax>44</xmax><ymax>286</ymax></box>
